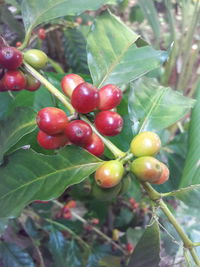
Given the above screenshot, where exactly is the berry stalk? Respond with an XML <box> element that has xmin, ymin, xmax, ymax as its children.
<box><xmin>23</xmin><ymin>62</ymin><xmax>75</xmax><ymax>114</ymax></box>
<box><xmin>80</xmin><ymin>115</ymin><xmax>125</xmax><ymax>158</ymax></box>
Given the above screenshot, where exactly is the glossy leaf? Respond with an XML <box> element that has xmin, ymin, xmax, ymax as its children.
<box><xmin>0</xmin><ymin>107</ymin><xmax>36</xmax><ymax>163</ymax></box>
<box><xmin>64</xmin><ymin>28</ymin><xmax>89</xmax><ymax>74</ymax></box>
<box><xmin>0</xmin><ymin>242</ymin><xmax>34</xmax><ymax>267</ymax></box>
<box><xmin>0</xmin><ymin>146</ymin><xmax>102</xmax><ymax>218</ymax></box>
<box><xmin>87</xmin><ymin>11</ymin><xmax>167</xmax><ymax>88</ymax></box>
<box><xmin>179</xmin><ymin>83</ymin><xmax>200</xmax><ymax>189</ymax></box>
<box><xmin>21</xmin><ymin>0</ymin><xmax>111</xmax><ymax>32</ymax></box>
<box><xmin>165</xmin><ymin>184</ymin><xmax>200</xmax><ymax>209</ymax></box>
<box><xmin>48</xmin><ymin>228</ymin><xmax>83</xmax><ymax>267</ymax></box>
<box><xmin>128</xmin><ymin>77</ymin><xmax>195</xmax><ymax>134</ymax></box>
<box><xmin>128</xmin><ymin>221</ymin><xmax>161</xmax><ymax>267</ymax></box>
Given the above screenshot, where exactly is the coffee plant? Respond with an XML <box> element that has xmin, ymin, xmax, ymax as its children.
<box><xmin>0</xmin><ymin>0</ymin><xmax>199</xmax><ymax>266</ymax></box>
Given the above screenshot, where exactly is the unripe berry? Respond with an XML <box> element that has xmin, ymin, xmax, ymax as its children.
<box><xmin>61</xmin><ymin>73</ymin><xmax>84</xmax><ymax>98</ymax></box>
<box><xmin>95</xmin><ymin>111</ymin><xmax>123</xmax><ymax>136</ymax></box>
<box><xmin>65</xmin><ymin>120</ymin><xmax>92</xmax><ymax>146</ymax></box>
<box><xmin>130</xmin><ymin>131</ymin><xmax>161</xmax><ymax>157</ymax></box>
<box><xmin>0</xmin><ymin>46</ymin><xmax>23</xmax><ymax>70</ymax></box>
<box><xmin>37</xmin><ymin>130</ymin><xmax>69</xmax><ymax>150</ymax></box>
<box><xmin>98</xmin><ymin>84</ymin><xmax>122</xmax><ymax>110</ymax></box>
<box><xmin>131</xmin><ymin>156</ymin><xmax>162</xmax><ymax>183</ymax></box>
<box><xmin>95</xmin><ymin>160</ymin><xmax>124</xmax><ymax>188</ymax></box>
<box><xmin>38</xmin><ymin>28</ymin><xmax>46</xmax><ymax>40</ymax></box>
<box><xmin>154</xmin><ymin>163</ymin><xmax>169</xmax><ymax>184</ymax></box>
<box><xmin>71</xmin><ymin>82</ymin><xmax>99</xmax><ymax>113</ymax></box>
<box><xmin>24</xmin><ymin>49</ymin><xmax>48</xmax><ymax>69</ymax></box>
<box><xmin>3</xmin><ymin>70</ymin><xmax>26</xmax><ymax>91</ymax></box>
<box><xmin>83</xmin><ymin>133</ymin><xmax>104</xmax><ymax>157</ymax></box>
<box><xmin>36</xmin><ymin>107</ymin><xmax>68</xmax><ymax>135</ymax></box>
<box><xmin>75</xmin><ymin>17</ymin><xmax>83</xmax><ymax>25</ymax></box>
<box><xmin>25</xmin><ymin>73</ymin><xmax>41</xmax><ymax>91</ymax></box>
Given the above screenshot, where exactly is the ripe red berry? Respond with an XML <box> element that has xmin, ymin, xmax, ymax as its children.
<box><xmin>16</xmin><ymin>42</ymin><xmax>22</xmax><ymax>48</ymax></box>
<box><xmin>0</xmin><ymin>46</ymin><xmax>23</xmax><ymax>70</ymax></box>
<box><xmin>91</xmin><ymin>218</ymin><xmax>99</xmax><ymax>225</ymax></box>
<box><xmin>25</xmin><ymin>73</ymin><xmax>41</xmax><ymax>92</ymax></box>
<box><xmin>38</xmin><ymin>28</ymin><xmax>46</xmax><ymax>40</ymax></box>
<box><xmin>83</xmin><ymin>133</ymin><xmax>104</xmax><ymax>157</ymax></box>
<box><xmin>71</xmin><ymin>82</ymin><xmax>99</xmax><ymax>113</ymax></box>
<box><xmin>63</xmin><ymin>200</ymin><xmax>77</xmax><ymax>210</ymax></box>
<box><xmin>98</xmin><ymin>84</ymin><xmax>122</xmax><ymax>110</ymax></box>
<box><xmin>126</xmin><ymin>243</ymin><xmax>134</xmax><ymax>253</ymax></box>
<box><xmin>95</xmin><ymin>111</ymin><xmax>123</xmax><ymax>136</ymax></box>
<box><xmin>36</xmin><ymin>107</ymin><xmax>68</xmax><ymax>135</ymax></box>
<box><xmin>65</xmin><ymin>120</ymin><xmax>92</xmax><ymax>146</ymax></box>
<box><xmin>37</xmin><ymin>130</ymin><xmax>69</xmax><ymax>150</ymax></box>
<box><xmin>63</xmin><ymin>209</ymin><xmax>72</xmax><ymax>220</ymax></box>
<box><xmin>61</xmin><ymin>73</ymin><xmax>84</xmax><ymax>98</ymax></box>
<box><xmin>3</xmin><ymin>70</ymin><xmax>26</xmax><ymax>91</ymax></box>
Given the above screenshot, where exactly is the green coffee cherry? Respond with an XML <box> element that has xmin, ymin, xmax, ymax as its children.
<box><xmin>95</xmin><ymin>160</ymin><xmax>124</xmax><ymax>188</ymax></box>
<box><xmin>130</xmin><ymin>131</ymin><xmax>161</xmax><ymax>157</ymax></box>
<box><xmin>131</xmin><ymin>156</ymin><xmax>162</xmax><ymax>183</ymax></box>
<box><xmin>24</xmin><ymin>49</ymin><xmax>48</xmax><ymax>69</ymax></box>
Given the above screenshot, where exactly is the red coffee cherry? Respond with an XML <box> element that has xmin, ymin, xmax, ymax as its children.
<box><xmin>61</xmin><ymin>73</ymin><xmax>84</xmax><ymax>98</ymax></box>
<box><xmin>126</xmin><ymin>243</ymin><xmax>134</xmax><ymax>253</ymax></box>
<box><xmin>153</xmin><ymin>163</ymin><xmax>169</xmax><ymax>184</ymax></box>
<box><xmin>95</xmin><ymin>160</ymin><xmax>124</xmax><ymax>188</ymax></box>
<box><xmin>38</xmin><ymin>28</ymin><xmax>46</xmax><ymax>40</ymax></box>
<box><xmin>3</xmin><ymin>70</ymin><xmax>26</xmax><ymax>91</ymax></box>
<box><xmin>16</xmin><ymin>42</ymin><xmax>22</xmax><ymax>48</ymax></box>
<box><xmin>98</xmin><ymin>84</ymin><xmax>122</xmax><ymax>110</ymax></box>
<box><xmin>65</xmin><ymin>120</ymin><xmax>92</xmax><ymax>146</ymax></box>
<box><xmin>25</xmin><ymin>73</ymin><xmax>41</xmax><ymax>92</ymax></box>
<box><xmin>95</xmin><ymin>111</ymin><xmax>123</xmax><ymax>136</ymax></box>
<box><xmin>37</xmin><ymin>130</ymin><xmax>69</xmax><ymax>150</ymax></box>
<box><xmin>0</xmin><ymin>46</ymin><xmax>23</xmax><ymax>70</ymax></box>
<box><xmin>83</xmin><ymin>133</ymin><xmax>104</xmax><ymax>157</ymax></box>
<box><xmin>36</xmin><ymin>107</ymin><xmax>68</xmax><ymax>135</ymax></box>
<box><xmin>71</xmin><ymin>82</ymin><xmax>99</xmax><ymax>113</ymax></box>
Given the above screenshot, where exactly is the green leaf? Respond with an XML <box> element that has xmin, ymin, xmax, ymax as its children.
<box><xmin>0</xmin><ymin>146</ymin><xmax>102</xmax><ymax>218</ymax></box>
<box><xmin>0</xmin><ymin>242</ymin><xmax>34</xmax><ymax>267</ymax></box>
<box><xmin>128</xmin><ymin>221</ymin><xmax>161</xmax><ymax>267</ymax></box>
<box><xmin>0</xmin><ymin>92</ymin><xmax>13</xmax><ymax>119</ymax></box>
<box><xmin>64</xmin><ymin>28</ymin><xmax>89</xmax><ymax>74</ymax></box>
<box><xmin>128</xmin><ymin>77</ymin><xmax>195</xmax><ymax>134</ymax></box>
<box><xmin>179</xmin><ymin>83</ymin><xmax>200</xmax><ymax>188</ymax></box>
<box><xmin>87</xmin><ymin>11</ymin><xmax>166</xmax><ymax>88</ymax></box>
<box><xmin>21</xmin><ymin>0</ymin><xmax>111</xmax><ymax>33</ymax></box>
<box><xmin>48</xmin><ymin>228</ymin><xmax>83</xmax><ymax>267</ymax></box>
<box><xmin>0</xmin><ymin>107</ymin><xmax>36</xmax><ymax>163</ymax></box>
<box><xmin>164</xmin><ymin>185</ymin><xmax>200</xmax><ymax>209</ymax></box>
<box><xmin>138</xmin><ymin>0</ymin><xmax>160</xmax><ymax>42</ymax></box>
<box><xmin>48</xmin><ymin>228</ymin><xmax>68</xmax><ymax>266</ymax></box>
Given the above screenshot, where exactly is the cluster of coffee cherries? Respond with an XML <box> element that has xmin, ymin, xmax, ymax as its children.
<box><xmin>0</xmin><ymin>45</ymin><xmax>47</xmax><ymax>92</ymax></box>
<box><xmin>93</xmin><ymin>131</ymin><xmax>169</xmax><ymax>199</ymax></box>
<box><xmin>36</xmin><ymin>73</ymin><xmax>123</xmax><ymax>157</ymax></box>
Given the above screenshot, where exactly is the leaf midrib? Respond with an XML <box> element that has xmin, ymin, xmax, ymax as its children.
<box><xmin>0</xmin><ymin>162</ymin><xmax>101</xmax><ymax>201</ymax></box>
<box><xmin>97</xmin><ymin>38</ymin><xmax>139</xmax><ymax>88</ymax></box>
